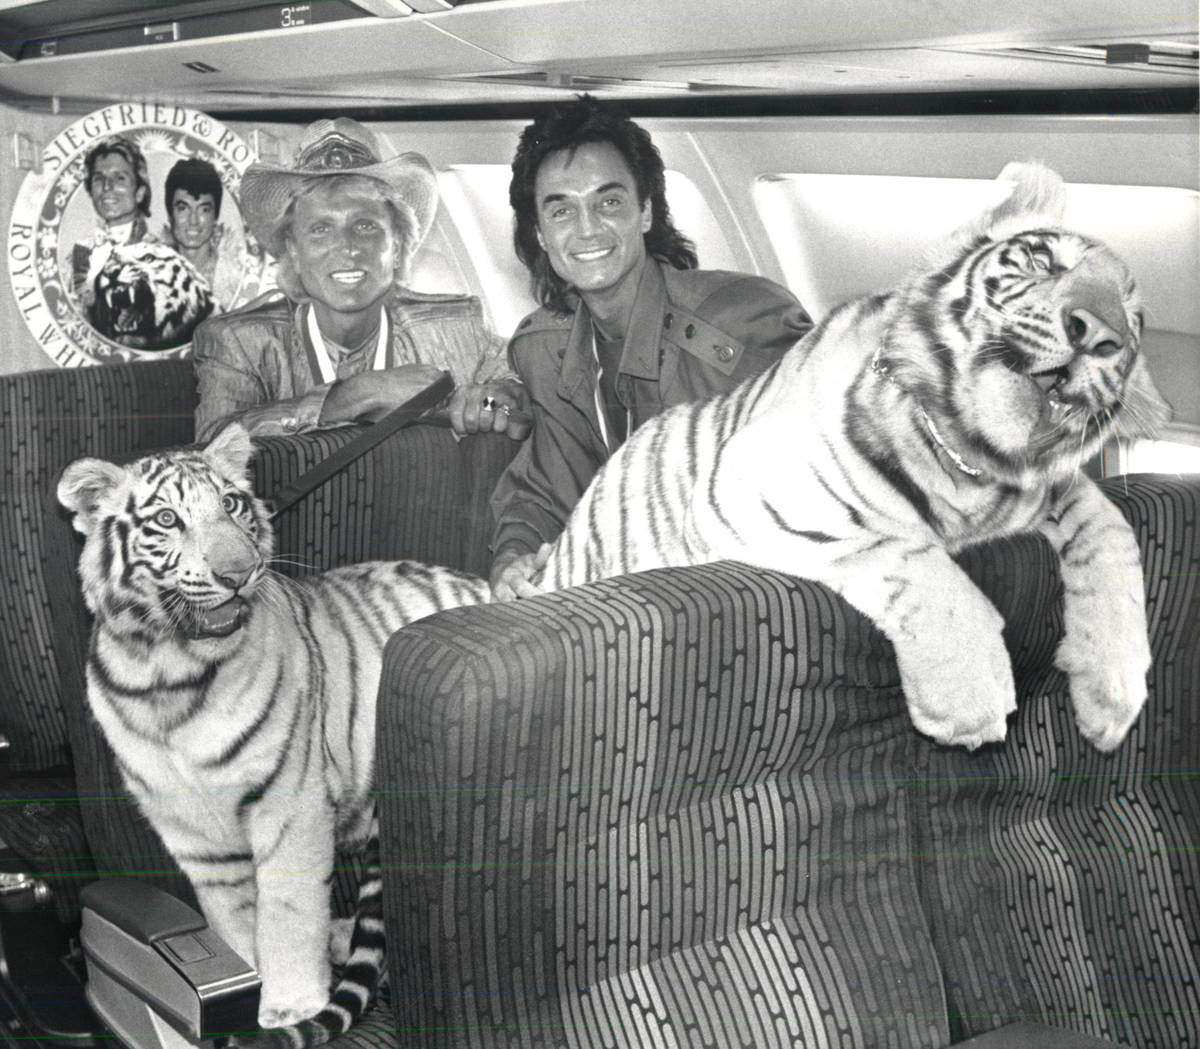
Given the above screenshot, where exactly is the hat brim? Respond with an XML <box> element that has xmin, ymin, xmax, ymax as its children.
<box><xmin>238</xmin><ymin>151</ymin><xmax>438</xmax><ymax>260</ymax></box>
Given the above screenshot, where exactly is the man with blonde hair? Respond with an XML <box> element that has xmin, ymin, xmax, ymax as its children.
<box><xmin>193</xmin><ymin>117</ymin><xmax>527</xmax><ymax>441</ymax></box>
<box><xmin>71</xmin><ymin>135</ymin><xmax>154</xmax><ymax>308</ymax></box>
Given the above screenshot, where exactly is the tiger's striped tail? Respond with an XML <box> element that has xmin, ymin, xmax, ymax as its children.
<box><xmin>230</xmin><ymin>820</ymin><xmax>386</xmax><ymax>1049</ymax></box>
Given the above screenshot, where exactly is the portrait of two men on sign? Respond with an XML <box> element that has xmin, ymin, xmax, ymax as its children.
<box><xmin>67</xmin><ymin>132</ymin><xmax>266</xmax><ymax>352</ymax></box>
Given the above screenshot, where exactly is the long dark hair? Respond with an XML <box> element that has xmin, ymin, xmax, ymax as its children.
<box><xmin>510</xmin><ymin>95</ymin><xmax>697</xmax><ymax>315</ymax></box>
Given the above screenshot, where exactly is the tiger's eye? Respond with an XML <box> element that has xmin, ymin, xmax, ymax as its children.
<box><xmin>153</xmin><ymin>508</ymin><xmax>179</xmax><ymax>528</ymax></box>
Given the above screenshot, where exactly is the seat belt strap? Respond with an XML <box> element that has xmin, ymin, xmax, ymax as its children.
<box><xmin>265</xmin><ymin>371</ymin><xmax>454</xmax><ymax>519</ymax></box>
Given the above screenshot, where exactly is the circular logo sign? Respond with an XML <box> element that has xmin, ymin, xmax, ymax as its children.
<box><xmin>7</xmin><ymin>104</ymin><xmax>269</xmax><ymax>367</ymax></box>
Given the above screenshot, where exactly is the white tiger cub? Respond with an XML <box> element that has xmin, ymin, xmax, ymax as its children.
<box><xmin>58</xmin><ymin>424</ymin><xmax>490</xmax><ymax>1042</ymax></box>
<box><xmin>536</xmin><ymin>162</ymin><xmax>1170</xmax><ymax>752</ymax></box>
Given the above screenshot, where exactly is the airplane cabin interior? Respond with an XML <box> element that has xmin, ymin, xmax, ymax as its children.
<box><xmin>0</xmin><ymin>2</ymin><xmax>1196</xmax><ymax>1048</ymax></box>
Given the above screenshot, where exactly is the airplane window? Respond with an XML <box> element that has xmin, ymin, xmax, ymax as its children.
<box><xmin>405</xmin><ymin>217</ymin><xmax>474</xmax><ymax>298</ymax></box>
<box><xmin>438</xmin><ymin>164</ymin><xmax>739</xmax><ymax>339</ymax></box>
<box><xmin>659</xmin><ymin>170</ymin><xmax>741</xmax><ymax>273</ymax></box>
<box><xmin>752</xmin><ymin>173</ymin><xmax>1199</xmax><ymax>333</ymax></box>
<box><xmin>437</xmin><ymin>165</ymin><xmax>534</xmax><ymax>340</ymax></box>
<box><xmin>1118</xmin><ymin>439</ymin><xmax>1200</xmax><ymax>475</ymax></box>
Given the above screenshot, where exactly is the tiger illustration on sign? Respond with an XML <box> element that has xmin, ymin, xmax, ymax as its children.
<box><xmin>535</xmin><ymin>162</ymin><xmax>1170</xmax><ymax>752</ymax></box>
<box><xmin>57</xmin><ymin>424</ymin><xmax>490</xmax><ymax>1044</ymax></box>
<box><xmin>89</xmin><ymin>241</ymin><xmax>214</xmax><ymax>350</ymax></box>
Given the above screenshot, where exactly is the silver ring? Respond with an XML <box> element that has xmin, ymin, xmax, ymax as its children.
<box><xmin>481</xmin><ymin>396</ymin><xmax>497</xmax><ymax>412</ymax></box>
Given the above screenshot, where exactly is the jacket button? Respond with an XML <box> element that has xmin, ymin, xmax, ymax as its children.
<box><xmin>663</xmin><ymin>313</ymin><xmax>673</xmax><ymax>329</ymax></box>
<box><xmin>685</xmin><ymin>323</ymin><xmax>695</xmax><ymax>338</ymax></box>
<box><xmin>715</xmin><ymin>345</ymin><xmax>735</xmax><ymax>363</ymax></box>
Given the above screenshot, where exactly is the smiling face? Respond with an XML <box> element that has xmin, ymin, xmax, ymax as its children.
<box><xmin>534</xmin><ymin>140</ymin><xmax>652</xmax><ymax>330</ymax></box>
<box><xmin>170</xmin><ymin>189</ymin><xmax>218</xmax><ymax>252</ymax></box>
<box><xmin>89</xmin><ymin>151</ymin><xmax>144</xmax><ymax>226</ymax></box>
<box><xmin>284</xmin><ymin>179</ymin><xmax>402</xmax><ymax>339</ymax></box>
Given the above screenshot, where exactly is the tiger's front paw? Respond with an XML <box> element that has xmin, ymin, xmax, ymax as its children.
<box><xmin>898</xmin><ymin>634</ymin><xmax>1016</xmax><ymax>750</ymax></box>
<box><xmin>258</xmin><ymin>983</ymin><xmax>327</xmax><ymax>1029</ymax></box>
<box><xmin>1056</xmin><ymin>630</ymin><xmax>1150</xmax><ymax>752</ymax></box>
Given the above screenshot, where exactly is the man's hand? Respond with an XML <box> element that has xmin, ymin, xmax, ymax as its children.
<box><xmin>449</xmin><ymin>380</ymin><xmax>531</xmax><ymax>439</ymax></box>
<box><xmin>320</xmin><ymin>364</ymin><xmax>447</xmax><ymax>426</ymax></box>
<box><xmin>489</xmin><ymin>544</ymin><xmax>549</xmax><ymax>602</ymax></box>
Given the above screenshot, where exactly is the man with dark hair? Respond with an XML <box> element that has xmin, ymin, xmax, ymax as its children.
<box><xmin>166</xmin><ymin>156</ymin><xmax>224</xmax><ymax>221</ymax></box>
<box><xmin>489</xmin><ymin>95</ymin><xmax>812</xmax><ymax>599</ymax></box>
<box><xmin>71</xmin><ymin>135</ymin><xmax>154</xmax><ymax>306</ymax></box>
<box><xmin>164</xmin><ymin>157</ymin><xmax>261</xmax><ymax>310</ymax></box>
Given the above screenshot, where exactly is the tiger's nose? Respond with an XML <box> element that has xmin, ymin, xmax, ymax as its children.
<box><xmin>1063</xmin><ymin>306</ymin><xmax>1127</xmax><ymax>357</ymax></box>
<box><xmin>213</xmin><ymin>566</ymin><xmax>253</xmax><ymax>591</ymax></box>
<box><xmin>212</xmin><ymin>551</ymin><xmax>257</xmax><ymax>592</ymax></box>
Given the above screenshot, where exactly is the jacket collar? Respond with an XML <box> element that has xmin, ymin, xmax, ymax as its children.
<box><xmin>557</xmin><ymin>258</ymin><xmax>665</xmax><ymax>401</ymax></box>
<box><xmin>290</xmin><ymin>298</ymin><xmax>390</xmax><ymax>385</ymax></box>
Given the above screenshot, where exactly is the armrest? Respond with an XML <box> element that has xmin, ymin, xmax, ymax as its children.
<box><xmin>80</xmin><ymin>879</ymin><xmax>259</xmax><ymax>1047</ymax></box>
<box><xmin>953</xmin><ymin>1022</ymin><xmax>1124</xmax><ymax>1047</ymax></box>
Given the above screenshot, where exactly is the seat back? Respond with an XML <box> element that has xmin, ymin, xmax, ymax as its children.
<box><xmin>0</xmin><ymin>360</ymin><xmax>197</xmax><ymax>777</ymax></box>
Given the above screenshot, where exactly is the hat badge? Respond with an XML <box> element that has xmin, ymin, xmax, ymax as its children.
<box><xmin>296</xmin><ymin>131</ymin><xmax>377</xmax><ymax>173</ymax></box>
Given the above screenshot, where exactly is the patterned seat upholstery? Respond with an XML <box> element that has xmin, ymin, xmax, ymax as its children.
<box><xmin>3</xmin><ymin>358</ymin><xmax>1196</xmax><ymax>1048</ymax></box>
<box><xmin>376</xmin><ymin>477</ymin><xmax>1199</xmax><ymax>1048</ymax></box>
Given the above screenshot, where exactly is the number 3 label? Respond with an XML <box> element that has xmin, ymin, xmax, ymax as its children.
<box><xmin>279</xmin><ymin>4</ymin><xmax>311</xmax><ymax>28</ymax></box>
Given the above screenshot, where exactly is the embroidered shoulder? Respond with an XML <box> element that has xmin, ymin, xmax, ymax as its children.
<box><xmin>390</xmin><ymin>290</ymin><xmax>484</xmax><ymax>324</ymax></box>
<box><xmin>509</xmin><ymin>306</ymin><xmax>573</xmax><ymax>341</ymax></box>
<box><xmin>220</xmin><ymin>288</ymin><xmax>291</xmax><ymax>318</ymax></box>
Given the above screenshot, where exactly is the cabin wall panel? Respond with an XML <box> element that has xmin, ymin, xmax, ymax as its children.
<box><xmin>3</xmin><ymin>109</ymin><xmax>1196</xmax><ymax>434</ymax></box>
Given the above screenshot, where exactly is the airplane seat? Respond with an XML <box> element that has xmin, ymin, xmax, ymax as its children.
<box><xmin>405</xmin><ymin>213</ymin><xmax>475</xmax><ymax>298</ymax></box>
<box><xmin>0</xmin><ymin>360</ymin><xmax>200</xmax><ymax>1048</ymax></box>
<box><xmin>436</xmin><ymin>166</ymin><xmax>538</xmax><ymax>339</ymax></box>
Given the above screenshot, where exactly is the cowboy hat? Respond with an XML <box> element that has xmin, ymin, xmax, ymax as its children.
<box><xmin>238</xmin><ymin>117</ymin><xmax>438</xmax><ymax>259</ymax></box>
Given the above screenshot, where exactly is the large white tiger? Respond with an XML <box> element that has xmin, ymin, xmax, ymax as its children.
<box><xmin>58</xmin><ymin>425</ymin><xmax>490</xmax><ymax>1045</ymax></box>
<box><xmin>535</xmin><ymin>162</ymin><xmax>1170</xmax><ymax>752</ymax></box>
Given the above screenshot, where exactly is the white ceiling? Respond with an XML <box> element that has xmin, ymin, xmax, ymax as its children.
<box><xmin>0</xmin><ymin>0</ymin><xmax>1194</xmax><ymax>113</ymax></box>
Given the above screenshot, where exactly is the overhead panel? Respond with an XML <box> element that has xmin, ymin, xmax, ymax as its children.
<box><xmin>0</xmin><ymin>0</ymin><xmax>513</xmax><ymax>109</ymax></box>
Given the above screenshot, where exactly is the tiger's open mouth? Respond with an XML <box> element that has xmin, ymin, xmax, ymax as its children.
<box><xmin>1031</xmin><ymin>365</ymin><xmax>1068</xmax><ymax>392</ymax></box>
<box><xmin>181</xmin><ymin>596</ymin><xmax>249</xmax><ymax>639</ymax></box>
<box><xmin>1031</xmin><ymin>365</ymin><xmax>1073</xmax><ymax>416</ymax></box>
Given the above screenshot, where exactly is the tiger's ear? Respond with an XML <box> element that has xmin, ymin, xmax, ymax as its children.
<box><xmin>204</xmin><ymin>422</ymin><xmax>255</xmax><ymax>481</ymax></box>
<box><xmin>960</xmin><ymin>161</ymin><xmax>1068</xmax><ymax>246</ymax></box>
<box><xmin>922</xmin><ymin>162</ymin><xmax>1070</xmax><ymax>275</ymax></box>
<box><xmin>989</xmin><ymin>161</ymin><xmax>1067</xmax><ymax>228</ymax></box>
<box><xmin>57</xmin><ymin>458</ymin><xmax>127</xmax><ymax>535</ymax></box>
